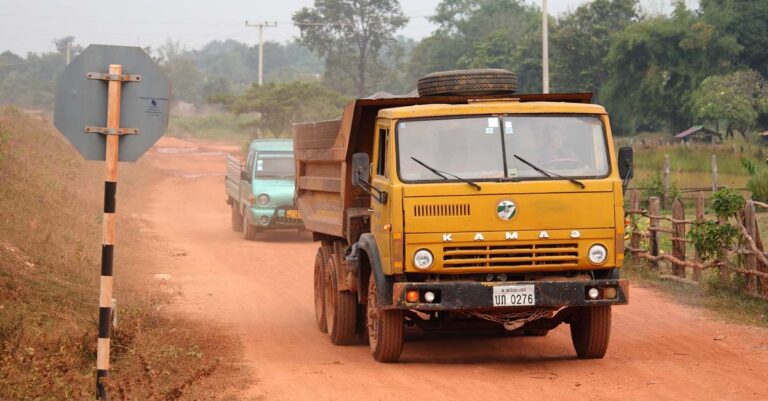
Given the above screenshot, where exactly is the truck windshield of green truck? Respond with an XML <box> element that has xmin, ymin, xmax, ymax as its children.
<box><xmin>255</xmin><ymin>151</ymin><xmax>295</xmax><ymax>179</ymax></box>
<box><xmin>397</xmin><ymin>115</ymin><xmax>609</xmax><ymax>182</ymax></box>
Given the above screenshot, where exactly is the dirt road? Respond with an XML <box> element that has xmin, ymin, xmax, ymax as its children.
<box><xmin>140</xmin><ymin>137</ymin><xmax>768</xmax><ymax>401</ymax></box>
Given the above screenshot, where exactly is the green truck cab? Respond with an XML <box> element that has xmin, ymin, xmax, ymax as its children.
<box><xmin>225</xmin><ymin>139</ymin><xmax>303</xmax><ymax>239</ymax></box>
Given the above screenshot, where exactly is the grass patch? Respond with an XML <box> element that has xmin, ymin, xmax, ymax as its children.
<box><xmin>0</xmin><ymin>106</ymin><xmax>250</xmax><ymax>400</ymax></box>
<box><xmin>623</xmin><ymin>258</ymin><xmax>768</xmax><ymax>328</ymax></box>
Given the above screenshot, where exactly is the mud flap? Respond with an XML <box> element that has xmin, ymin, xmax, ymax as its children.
<box><xmin>357</xmin><ymin>233</ymin><xmax>394</xmax><ymax>306</ymax></box>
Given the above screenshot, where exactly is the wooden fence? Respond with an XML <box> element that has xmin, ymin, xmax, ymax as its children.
<box><xmin>625</xmin><ymin>189</ymin><xmax>768</xmax><ymax>300</ymax></box>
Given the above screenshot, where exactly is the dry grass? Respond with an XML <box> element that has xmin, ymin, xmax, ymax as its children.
<box><xmin>0</xmin><ymin>106</ymin><xmax>252</xmax><ymax>400</ymax></box>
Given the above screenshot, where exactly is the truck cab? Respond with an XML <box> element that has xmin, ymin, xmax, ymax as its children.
<box><xmin>226</xmin><ymin>139</ymin><xmax>303</xmax><ymax>239</ymax></box>
<box><xmin>295</xmin><ymin>92</ymin><xmax>633</xmax><ymax>363</ymax></box>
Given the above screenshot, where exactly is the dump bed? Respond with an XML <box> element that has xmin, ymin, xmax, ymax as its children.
<box><xmin>293</xmin><ymin>93</ymin><xmax>593</xmax><ymax>242</ymax></box>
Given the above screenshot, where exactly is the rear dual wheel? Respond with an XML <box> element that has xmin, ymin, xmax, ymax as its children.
<box><xmin>313</xmin><ymin>248</ymin><xmax>327</xmax><ymax>333</ymax></box>
<box><xmin>324</xmin><ymin>249</ymin><xmax>357</xmax><ymax>345</ymax></box>
<box><xmin>230</xmin><ymin>203</ymin><xmax>243</xmax><ymax>232</ymax></box>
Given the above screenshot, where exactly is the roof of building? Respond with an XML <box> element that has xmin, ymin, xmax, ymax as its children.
<box><xmin>674</xmin><ymin>125</ymin><xmax>722</xmax><ymax>139</ymax></box>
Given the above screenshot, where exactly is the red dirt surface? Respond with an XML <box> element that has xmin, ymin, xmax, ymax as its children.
<box><xmin>139</xmin><ymin>136</ymin><xmax>768</xmax><ymax>401</ymax></box>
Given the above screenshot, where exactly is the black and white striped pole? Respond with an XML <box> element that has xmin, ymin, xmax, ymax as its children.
<box><xmin>93</xmin><ymin>63</ymin><xmax>135</xmax><ymax>400</ymax></box>
<box><xmin>53</xmin><ymin>45</ymin><xmax>171</xmax><ymax>401</ymax></box>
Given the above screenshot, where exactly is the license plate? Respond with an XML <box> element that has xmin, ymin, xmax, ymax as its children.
<box><xmin>286</xmin><ymin>210</ymin><xmax>300</xmax><ymax>219</ymax></box>
<box><xmin>492</xmin><ymin>284</ymin><xmax>535</xmax><ymax>306</ymax></box>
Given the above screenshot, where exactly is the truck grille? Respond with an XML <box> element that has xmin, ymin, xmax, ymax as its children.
<box><xmin>414</xmin><ymin>203</ymin><xmax>471</xmax><ymax>217</ymax></box>
<box><xmin>443</xmin><ymin>243</ymin><xmax>578</xmax><ymax>268</ymax></box>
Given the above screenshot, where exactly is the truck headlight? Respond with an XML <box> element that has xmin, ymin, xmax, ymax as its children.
<box><xmin>257</xmin><ymin>194</ymin><xmax>270</xmax><ymax>206</ymax></box>
<box><xmin>588</xmin><ymin>244</ymin><xmax>608</xmax><ymax>265</ymax></box>
<box><xmin>413</xmin><ymin>249</ymin><xmax>434</xmax><ymax>270</ymax></box>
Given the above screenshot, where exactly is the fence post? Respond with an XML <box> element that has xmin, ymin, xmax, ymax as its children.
<box><xmin>672</xmin><ymin>198</ymin><xmax>686</xmax><ymax>278</ymax></box>
<box><xmin>717</xmin><ymin>214</ymin><xmax>729</xmax><ymax>283</ymax></box>
<box><xmin>663</xmin><ymin>154</ymin><xmax>670</xmax><ymax>208</ymax></box>
<box><xmin>711</xmin><ymin>154</ymin><xmax>718</xmax><ymax>192</ymax></box>
<box><xmin>745</xmin><ymin>200</ymin><xmax>757</xmax><ymax>294</ymax></box>
<box><xmin>693</xmin><ymin>191</ymin><xmax>704</xmax><ymax>282</ymax></box>
<box><xmin>629</xmin><ymin>189</ymin><xmax>641</xmax><ymax>259</ymax></box>
<box><xmin>649</xmin><ymin>197</ymin><xmax>661</xmax><ymax>270</ymax></box>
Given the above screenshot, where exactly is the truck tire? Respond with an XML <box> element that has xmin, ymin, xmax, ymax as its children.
<box><xmin>366</xmin><ymin>272</ymin><xmax>404</xmax><ymax>362</ymax></box>
<box><xmin>314</xmin><ymin>248</ymin><xmax>328</xmax><ymax>333</ymax></box>
<box><xmin>324</xmin><ymin>254</ymin><xmax>357</xmax><ymax>345</ymax></box>
<box><xmin>417</xmin><ymin>69</ymin><xmax>518</xmax><ymax>97</ymax></box>
<box><xmin>570</xmin><ymin>306</ymin><xmax>612</xmax><ymax>359</ymax></box>
<box><xmin>242</xmin><ymin>213</ymin><xmax>257</xmax><ymax>241</ymax></box>
<box><xmin>231</xmin><ymin>203</ymin><xmax>243</xmax><ymax>232</ymax></box>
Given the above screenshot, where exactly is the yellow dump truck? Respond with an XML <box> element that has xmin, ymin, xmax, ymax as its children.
<box><xmin>294</xmin><ymin>70</ymin><xmax>633</xmax><ymax>362</ymax></box>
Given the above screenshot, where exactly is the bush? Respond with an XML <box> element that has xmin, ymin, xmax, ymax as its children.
<box><xmin>747</xmin><ymin>169</ymin><xmax>768</xmax><ymax>203</ymax></box>
<box><xmin>639</xmin><ymin>173</ymin><xmax>679</xmax><ymax>206</ymax></box>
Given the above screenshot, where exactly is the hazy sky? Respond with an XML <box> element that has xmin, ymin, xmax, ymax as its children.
<box><xmin>0</xmin><ymin>0</ymin><xmax>698</xmax><ymax>56</ymax></box>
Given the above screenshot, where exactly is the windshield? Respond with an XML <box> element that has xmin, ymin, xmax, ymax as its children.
<box><xmin>397</xmin><ymin>115</ymin><xmax>609</xmax><ymax>182</ymax></box>
<box><xmin>254</xmin><ymin>151</ymin><xmax>295</xmax><ymax>179</ymax></box>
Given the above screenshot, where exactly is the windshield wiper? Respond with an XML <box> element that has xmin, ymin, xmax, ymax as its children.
<box><xmin>411</xmin><ymin>157</ymin><xmax>481</xmax><ymax>190</ymax></box>
<box><xmin>513</xmin><ymin>154</ymin><xmax>585</xmax><ymax>189</ymax></box>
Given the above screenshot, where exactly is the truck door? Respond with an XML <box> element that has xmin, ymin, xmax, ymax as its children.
<box><xmin>371</xmin><ymin>124</ymin><xmax>392</xmax><ymax>273</ymax></box>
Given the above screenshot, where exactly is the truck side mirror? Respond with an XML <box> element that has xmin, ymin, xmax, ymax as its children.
<box><xmin>618</xmin><ymin>146</ymin><xmax>633</xmax><ymax>180</ymax></box>
<box><xmin>241</xmin><ymin>169</ymin><xmax>251</xmax><ymax>182</ymax></box>
<box><xmin>351</xmin><ymin>153</ymin><xmax>370</xmax><ymax>186</ymax></box>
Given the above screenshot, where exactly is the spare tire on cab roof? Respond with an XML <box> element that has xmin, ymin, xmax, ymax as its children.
<box><xmin>417</xmin><ymin>69</ymin><xmax>518</xmax><ymax>97</ymax></box>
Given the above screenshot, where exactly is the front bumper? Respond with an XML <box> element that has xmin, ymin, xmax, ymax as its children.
<box><xmin>247</xmin><ymin>206</ymin><xmax>304</xmax><ymax>229</ymax></box>
<box><xmin>391</xmin><ymin>279</ymin><xmax>628</xmax><ymax>311</ymax></box>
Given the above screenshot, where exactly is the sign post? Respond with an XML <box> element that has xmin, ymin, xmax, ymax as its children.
<box><xmin>54</xmin><ymin>45</ymin><xmax>170</xmax><ymax>400</ymax></box>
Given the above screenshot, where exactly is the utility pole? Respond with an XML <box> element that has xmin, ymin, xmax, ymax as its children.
<box><xmin>66</xmin><ymin>43</ymin><xmax>71</xmax><ymax>65</ymax></box>
<box><xmin>245</xmin><ymin>20</ymin><xmax>278</xmax><ymax>86</ymax></box>
<box><xmin>542</xmin><ymin>0</ymin><xmax>549</xmax><ymax>93</ymax></box>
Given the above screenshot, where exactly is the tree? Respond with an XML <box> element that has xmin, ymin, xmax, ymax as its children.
<box><xmin>603</xmin><ymin>2</ymin><xmax>740</xmax><ymax>134</ymax></box>
<box><xmin>691</xmin><ymin>70</ymin><xmax>768</xmax><ymax>137</ymax></box>
<box><xmin>701</xmin><ymin>0</ymin><xmax>768</xmax><ymax>77</ymax></box>
<box><xmin>155</xmin><ymin>40</ymin><xmax>203</xmax><ymax>104</ymax></box>
<box><xmin>407</xmin><ymin>0</ymin><xmax>543</xmax><ymax>93</ymax></box>
<box><xmin>293</xmin><ymin>0</ymin><xmax>408</xmax><ymax>97</ymax></box>
<box><xmin>226</xmin><ymin>81</ymin><xmax>351</xmax><ymax>135</ymax></box>
<box><xmin>550</xmin><ymin>0</ymin><xmax>639</xmax><ymax>98</ymax></box>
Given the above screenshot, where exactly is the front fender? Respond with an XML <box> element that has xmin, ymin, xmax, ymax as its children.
<box><xmin>358</xmin><ymin>233</ymin><xmax>394</xmax><ymax>306</ymax></box>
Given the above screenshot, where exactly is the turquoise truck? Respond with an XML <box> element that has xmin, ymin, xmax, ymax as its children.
<box><xmin>225</xmin><ymin>139</ymin><xmax>304</xmax><ymax>239</ymax></box>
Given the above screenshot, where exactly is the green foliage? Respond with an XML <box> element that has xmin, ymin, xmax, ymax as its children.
<box><xmin>603</xmin><ymin>4</ymin><xmax>741</xmax><ymax>134</ymax></box>
<box><xmin>688</xmin><ymin>220</ymin><xmax>739</xmax><ymax>261</ymax></box>
<box><xmin>293</xmin><ymin>0</ymin><xmax>408</xmax><ymax>96</ymax></box>
<box><xmin>746</xmin><ymin>170</ymin><xmax>768</xmax><ymax>203</ymax></box>
<box><xmin>550</xmin><ymin>0</ymin><xmax>639</xmax><ymax>97</ymax></box>
<box><xmin>226</xmin><ymin>81</ymin><xmax>350</xmax><ymax>135</ymax></box>
<box><xmin>638</xmin><ymin>172</ymin><xmax>679</xmax><ymax>204</ymax></box>
<box><xmin>710</xmin><ymin>188</ymin><xmax>745</xmax><ymax>217</ymax></box>
<box><xmin>410</xmin><ymin>0</ymin><xmax>543</xmax><ymax>93</ymax></box>
<box><xmin>691</xmin><ymin>70</ymin><xmax>768</xmax><ymax>137</ymax></box>
<box><xmin>741</xmin><ymin>157</ymin><xmax>758</xmax><ymax>176</ymax></box>
<box><xmin>701</xmin><ymin>0</ymin><xmax>768</xmax><ymax>77</ymax></box>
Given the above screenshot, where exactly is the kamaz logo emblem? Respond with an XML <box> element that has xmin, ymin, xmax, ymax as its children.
<box><xmin>497</xmin><ymin>200</ymin><xmax>517</xmax><ymax>220</ymax></box>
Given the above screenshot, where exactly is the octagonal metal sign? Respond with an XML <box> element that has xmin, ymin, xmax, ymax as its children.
<box><xmin>54</xmin><ymin>44</ymin><xmax>170</xmax><ymax>161</ymax></box>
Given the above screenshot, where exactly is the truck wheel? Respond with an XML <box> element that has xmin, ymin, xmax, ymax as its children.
<box><xmin>366</xmin><ymin>272</ymin><xmax>404</xmax><ymax>362</ymax></box>
<box><xmin>242</xmin><ymin>213</ymin><xmax>257</xmax><ymax>241</ymax></box>
<box><xmin>417</xmin><ymin>69</ymin><xmax>518</xmax><ymax>97</ymax></box>
<box><xmin>570</xmin><ymin>306</ymin><xmax>612</xmax><ymax>359</ymax></box>
<box><xmin>314</xmin><ymin>248</ymin><xmax>328</xmax><ymax>333</ymax></box>
<box><xmin>524</xmin><ymin>329</ymin><xmax>549</xmax><ymax>337</ymax></box>
<box><xmin>231</xmin><ymin>203</ymin><xmax>243</xmax><ymax>232</ymax></box>
<box><xmin>324</xmin><ymin>255</ymin><xmax>357</xmax><ymax>345</ymax></box>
